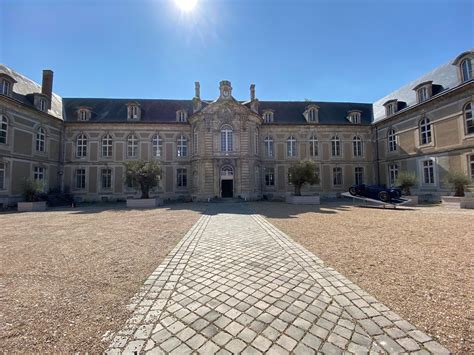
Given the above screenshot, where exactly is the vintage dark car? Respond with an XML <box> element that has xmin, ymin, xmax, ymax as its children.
<box><xmin>349</xmin><ymin>184</ymin><xmax>402</xmax><ymax>202</ymax></box>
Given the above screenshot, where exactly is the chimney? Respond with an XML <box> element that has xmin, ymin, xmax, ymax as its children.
<box><xmin>250</xmin><ymin>84</ymin><xmax>255</xmax><ymax>101</ymax></box>
<box><xmin>194</xmin><ymin>81</ymin><xmax>200</xmax><ymax>99</ymax></box>
<box><xmin>42</xmin><ymin>70</ymin><xmax>53</xmax><ymax>109</ymax></box>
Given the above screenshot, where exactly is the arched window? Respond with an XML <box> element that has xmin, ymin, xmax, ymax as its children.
<box><xmin>127</xmin><ymin>134</ymin><xmax>138</xmax><ymax>158</ymax></box>
<box><xmin>152</xmin><ymin>134</ymin><xmax>163</xmax><ymax>158</ymax></box>
<box><xmin>464</xmin><ymin>102</ymin><xmax>473</xmax><ymax>135</ymax></box>
<box><xmin>0</xmin><ymin>115</ymin><xmax>8</xmax><ymax>144</ymax></box>
<box><xmin>36</xmin><ymin>127</ymin><xmax>46</xmax><ymax>152</ymax></box>
<box><xmin>264</xmin><ymin>136</ymin><xmax>274</xmax><ymax>157</ymax></box>
<box><xmin>127</xmin><ymin>104</ymin><xmax>140</xmax><ymax>120</ymax></box>
<box><xmin>352</xmin><ymin>136</ymin><xmax>363</xmax><ymax>157</ymax></box>
<box><xmin>177</xmin><ymin>135</ymin><xmax>188</xmax><ymax>157</ymax></box>
<box><xmin>461</xmin><ymin>58</ymin><xmax>472</xmax><ymax>82</ymax></box>
<box><xmin>220</xmin><ymin>125</ymin><xmax>233</xmax><ymax>152</ymax></box>
<box><xmin>308</xmin><ymin>108</ymin><xmax>318</xmax><ymax>122</ymax></box>
<box><xmin>388</xmin><ymin>129</ymin><xmax>397</xmax><ymax>152</ymax></box>
<box><xmin>309</xmin><ymin>135</ymin><xmax>318</xmax><ymax>157</ymax></box>
<box><xmin>102</xmin><ymin>134</ymin><xmax>113</xmax><ymax>158</ymax></box>
<box><xmin>76</xmin><ymin>134</ymin><xmax>87</xmax><ymax>158</ymax></box>
<box><xmin>331</xmin><ymin>136</ymin><xmax>341</xmax><ymax>157</ymax></box>
<box><xmin>263</xmin><ymin>111</ymin><xmax>274</xmax><ymax>123</ymax></box>
<box><xmin>287</xmin><ymin>136</ymin><xmax>296</xmax><ymax>157</ymax></box>
<box><xmin>177</xmin><ymin>110</ymin><xmax>187</xmax><ymax>122</ymax></box>
<box><xmin>420</xmin><ymin>118</ymin><xmax>432</xmax><ymax>145</ymax></box>
<box><xmin>221</xmin><ymin>166</ymin><xmax>233</xmax><ymax>177</ymax></box>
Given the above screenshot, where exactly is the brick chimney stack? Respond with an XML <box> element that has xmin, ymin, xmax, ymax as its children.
<box><xmin>42</xmin><ymin>70</ymin><xmax>53</xmax><ymax>109</ymax></box>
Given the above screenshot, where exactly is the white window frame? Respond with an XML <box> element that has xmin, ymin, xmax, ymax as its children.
<box><xmin>78</xmin><ymin>109</ymin><xmax>89</xmax><ymax>121</ymax></box>
<box><xmin>152</xmin><ymin>134</ymin><xmax>163</xmax><ymax>158</ymax></box>
<box><xmin>469</xmin><ymin>155</ymin><xmax>474</xmax><ymax>180</ymax></box>
<box><xmin>309</xmin><ymin>135</ymin><xmax>318</xmax><ymax>157</ymax></box>
<box><xmin>0</xmin><ymin>115</ymin><xmax>8</xmax><ymax>144</ymax></box>
<box><xmin>264</xmin><ymin>136</ymin><xmax>274</xmax><ymax>157</ymax></box>
<box><xmin>265</xmin><ymin>167</ymin><xmax>275</xmax><ymax>186</ymax></box>
<box><xmin>33</xmin><ymin>166</ymin><xmax>45</xmax><ymax>191</ymax></box>
<box><xmin>333</xmin><ymin>167</ymin><xmax>343</xmax><ymax>186</ymax></box>
<box><xmin>1</xmin><ymin>80</ymin><xmax>11</xmax><ymax>96</ymax></box>
<box><xmin>388</xmin><ymin>128</ymin><xmax>397</xmax><ymax>152</ymax></box>
<box><xmin>263</xmin><ymin>111</ymin><xmax>274</xmax><ymax>123</ymax></box>
<box><xmin>461</xmin><ymin>58</ymin><xmax>472</xmax><ymax>82</ymax></box>
<box><xmin>388</xmin><ymin>164</ymin><xmax>398</xmax><ymax>187</ymax></box>
<box><xmin>177</xmin><ymin>135</ymin><xmax>188</xmax><ymax>157</ymax></box>
<box><xmin>422</xmin><ymin>159</ymin><xmax>435</xmax><ymax>185</ymax></box>
<box><xmin>177</xmin><ymin>110</ymin><xmax>187</xmax><ymax>122</ymax></box>
<box><xmin>417</xmin><ymin>86</ymin><xmax>429</xmax><ymax>103</ymax></box>
<box><xmin>127</xmin><ymin>134</ymin><xmax>138</xmax><ymax>158</ymax></box>
<box><xmin>287</xmin><ymin>136</ymin><xmax>297</xmax><ymax>157</ymax></box>
<box><xmin>101</xmin><ymin>168</ymin><xmax>112</xmax><ymax>190</ymax></box>
<box><xmin>349</xmin><ymin>112</ymin><xmax>361</xmax><ymax>123</ymax></box>
<box><xmin>128</xmin><ymin>105</ymin><xmax>140</xmax><ymax>120</ymax></box>
<box><xmin>464</xmin><ymin>102</ymin><xmax>473</xmax><ymax>135</ymax></box>
<box><xmin>419</xmin><ymin>118</ymin><xmax>432</xmax><ymax>145</ymax></box>
<box><xmin>386</xmin><ymin>103</ymin><xmax>395</xmax><ymax>116</ymax></box>
<box><xmin>220</xmin><ymin>126</ymin><xmax>233</xmax><ymax>152</ymax></box>
<box><xmin>177</xmin><ymin>168</ymin><xmax>187</xmax><ymax>187</ymax></box>
<box><xmin>76</xmin><ymin>134</ymin><xmax>87</xmax><ymax>158</ymax></box>
<box><xmin>39</xmin><ymin>99</ymin><xmax>47</xmax><ymax>112</ymax></box>
<box><xmin>36</xmin><ymin>127</ymin><xmax>46</xmax><ymax>152</ymax></box>
<box><xmin>0</xmin><ymin>162</ymin><xmax>6</xmax><ymax>190</ymax></box>
<box><xmin>331</xmin><ymin>136</ymin><xmax>341</xmax><ymax>157</ymax></box>
<box><xmin>353</xmin><ymin>136</ymin><xmax>363</xmax><ymax>157</ymax></box>
<box><xmin>354</xmin><ymin>166</ymin><xmax>364</xmax><ymax>185</ymax></box>
<box><xmin>308</xmin><ymin>108</ymin><xmax>318</xmax><ymax>122</ymax></box>
<box><xmin>75</xmin><ymin>168</ymin><xmax>86</xmax><ymax>190</ymax></box>
<box><xmin>101</xmin><ymin>134</ymin><xmax>113</xmax><ymax>158</ymax></box>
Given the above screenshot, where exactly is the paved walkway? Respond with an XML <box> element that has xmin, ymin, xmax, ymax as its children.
<box><xmin>106</xmin><ymin>204</ymin><xmax>449</xmax><ymax>354</ymax></box>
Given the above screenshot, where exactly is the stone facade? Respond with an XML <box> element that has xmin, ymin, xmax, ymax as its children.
<box><xmin>0</xmin><ymin>50</ymin><xmax>473</xmax><ymax>206</ymax></box>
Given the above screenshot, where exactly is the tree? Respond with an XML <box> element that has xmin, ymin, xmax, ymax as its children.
<box><xmin>445</xmin><ymin>171</ymin><xmax>471</xmax><ymax>197</ymax></box>
<box><xmin>124</xmin><ymin>160</ymin><xmax>161</xmax><ymax>199</ymax></box>
<box><xmin>288</xmin><ymin>160</ymin><xmax>320</xmax><ymax>196</ymax></box>
<box><xmin>395</xmin><ymin>171</ymin><xmax>417</xmax><ymax>195</ymax></box>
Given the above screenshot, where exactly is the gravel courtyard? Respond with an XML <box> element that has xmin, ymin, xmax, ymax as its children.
<box><xmin>251</xmin><ymin>201</ymin><xmax>473</xmax><ymax>354</ymax></box>
<box><xmin>0</xmin><ymin>204</ymin><xmax>204</xmax><ymax>353</ymax></box>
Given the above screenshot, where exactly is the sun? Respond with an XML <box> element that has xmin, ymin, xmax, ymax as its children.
<box><xmin>175</xmin><ymin>0</ymin><xmax>198</xmax><ymax>11</ymax></box>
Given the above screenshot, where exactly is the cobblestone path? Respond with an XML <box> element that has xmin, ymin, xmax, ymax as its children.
<box><xmin>106</xmin><ymin>204</ymin><xmax>449</xmax><ymax>354</ymax></box>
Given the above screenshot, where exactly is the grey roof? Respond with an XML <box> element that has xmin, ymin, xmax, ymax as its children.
<box><xmin>0</xmin><ymin>64</ymin><xmax>63</xmax><ymax>119</ymax></box>
<box><xmin>257</xmin><ymin>101</ymin><xmax>373</xmax><ymax>125</ymax></box>
<box><xmin>372</xmin><ymin>49</ymin><xmax>473</xmax><ymax>122</ymax></box>
<box><xmin>63</xmin><ymin>97</ymin><xmax>373</xmax><ymax>125</ymax></box>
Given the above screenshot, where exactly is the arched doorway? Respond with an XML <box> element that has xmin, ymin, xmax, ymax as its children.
<box><xmin>221</xmin><ymin>166</ymin><xmax>234</xmax><ymax>198</ymax></box>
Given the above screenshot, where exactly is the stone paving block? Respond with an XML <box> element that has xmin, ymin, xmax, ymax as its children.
<box><xmin>293</xmin><ymin>343</ymin><xmax>316</xmax><ymax>354</ymax></box>
<box><xmin>397</xmin><ymin>336</ymin><xmax>421</xmax><ymax>351</ymax></box>
<box><xmin>423</xmin><ymin>340</ymin><xmax>450</xmax><ymax>354</ymax></box>
<box><xmin>225</xmin><ymin>338</ymin><xmax>247</xmax><ymax>353</ymax></box>
<box><xmin>276</xmin><ymin>334</ymin><xmax>297</xmax><ymax>351</ymax></box>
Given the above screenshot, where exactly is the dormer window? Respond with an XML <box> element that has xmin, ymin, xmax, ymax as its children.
<box><xmin>347</xmin><ymin>110</ymin><xmax>362</xmax><ymax>124</ymax></box>
<box><xmin>418</xmin><ymin>87</ymin><xmax>428</xmax><ymax>102</ymax></box>
<box><xmin>384</xmin><ymin>100</ymin><xmax>398</xmax><ymax>116</ymax></box>
<box><xmin>78</xmin><ymin>108</ymin><xmax>91</xmax><ymax>121</ymax></box>
<box><xmin>413</xmin><ymin>81</ymin><xmax>433</xmax><ymax>103</ymax></box>
<box><xmin>0</xmin><ymin>74</ymin><xmax>16</xmax><ymax>97</ymax></box>
<box><xmin>305</xmin><ymin>105</ymin><xmax>319</xmax><ymax>123</ymax></box>
<box><xmin>453</xmin><ymin>51</ymin><xmax>473</xmax><ymax>83</ymax></box>
<box><xmin>177</xmin><ymin>110</ymin><xmax>188</xmax><ymax>122</ymax></box>
<box><xmin>39</xmin><ymin>98</ymin><xmax>47</xmax><ymax>112</ymax></box>
<box><xmin>263</xmin><ymin>111</ymin><xmax>274</xmax><ymax>123</ymax></box>
<box><xmin>127</xmin><ymin>103</ymin><xmax>141</xmax><ymax>120</ymax></box>
<box><xmin>33</xmin><ymin>93</ymin><xmax>49</xmax><ymax>113</ymax></box>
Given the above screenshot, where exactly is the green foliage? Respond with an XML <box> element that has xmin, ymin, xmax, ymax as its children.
<box><xmin>395</xmin><ymin>171</ymin><xmax>417</xmax><ymax>195</ymax></box>
<box><xmin>124</xmin><ymin>160</ymin><xmax>161</xmax><ymax>199</ymax></box>
<box><xmin>21</xmin><ymin>179</ymin><xmax>46</xmax><ymax>202</ymax></box>
<box><xmin>445</xmin><ymin>171</ymin><xmax>471</xmax><ymax>197</ymax></box>
<box><xmin>288</xmin><ymin>160</ymin><xmax>320</xmax><ymax>196</ymax></box>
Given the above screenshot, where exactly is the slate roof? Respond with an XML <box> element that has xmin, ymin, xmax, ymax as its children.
<box><xmin>63</xmin><ymin>97</ymin><xmax>373</xmax><ymax>125</ymax></box>
<box><xmin>0</xmin><ymin>64</ymin><xmax>63</xmax><ymax>119</ymax></box>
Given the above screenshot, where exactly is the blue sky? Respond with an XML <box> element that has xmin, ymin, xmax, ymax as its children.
<box><xmin>0</xmin><ymin>0</ymin><xmax>472</xmax><ymax>102</ymax></box>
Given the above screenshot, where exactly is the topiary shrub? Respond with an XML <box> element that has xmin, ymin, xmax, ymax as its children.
<box><xmin>395</xmin><ymin>171</ymin><xmax>417</xmax><ymax>195</ymax></box>
<box><xmin>288</xmin><ymin>160</ymin><xmax>320</xmax><ymax>196</ymax></box>
<box><xmin>124</xmin><ymin>160</ymin><xmax>161</xmax><ymax>199</ymax></box>
<box><xmin>445</xmin><ymin>171</ymin><xmax>471</xmax><ymax>197</ymax></box>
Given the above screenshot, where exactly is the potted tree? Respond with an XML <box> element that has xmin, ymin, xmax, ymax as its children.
<box><xmin>441</xmin><ymin>171</ymin><xmax>474</xmax><ymax>209</ymax></box>
<box><xmin>125</xmin><ymin>160</ymin><xmax>163</xmax><ymax>208</ymax></box>
<box><xmin>17</xmin><ymin>179</ymin><xmax>48</xmax><ymax>212</ymax></box>
<box><xmin>395</xmin><ymin>171</ymin><xmax>418</xmax><ymax>205</ymax></box>
<box><xmin>285</xmin><ymin>160</ymin><xmax>321</xmax><ymax>205</ymax></box>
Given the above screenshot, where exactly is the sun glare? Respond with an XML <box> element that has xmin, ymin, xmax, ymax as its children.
<box><xmin>175</xmin><ymin>0</ymin><xmax>198</xmax><ymax>11</ymax></box>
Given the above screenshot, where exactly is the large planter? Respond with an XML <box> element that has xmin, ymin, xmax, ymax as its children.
<box><xmin>285</xmin><ymin>195</ymin><xmax>320</xmax><ymax>205</ymax></box>
<box><xmin>17</xmin><ymin>201</ymin><xmax>47</xmax><ymax>212</ymax></box>
<box><xmin>441</xmin><ymin>196</ymin><xmax>474</xmax><ymax>209</ymax></box>
<box><xmin>403</xmin><ymin>195</ymin><xmax>418</xmax><ymax>206</ymax></box>
<box><xmin>126</xmin><ymin>198</ymin><xmax>163</xmax><ymax>209</ymax></box>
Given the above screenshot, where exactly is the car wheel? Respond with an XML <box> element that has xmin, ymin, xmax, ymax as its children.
<box><xmin>349</xmin><ymin>187</ymin><xmax>358</xmax><ymax>196</ymax></box>
<box><xmin>378</xmin><ymin>191</ymin><xmax>389</xmax><ymax>202</ymax></box>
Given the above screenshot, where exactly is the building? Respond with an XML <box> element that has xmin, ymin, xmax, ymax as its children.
<box><xmin>0</xmin><ymin>50</ymin><xmax>473</xmax><ymax>206</ymax></box>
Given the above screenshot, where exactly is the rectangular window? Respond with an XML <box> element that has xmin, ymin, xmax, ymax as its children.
<box><xmin>101</xmin><ymin>168</ymin><xmax>112</xmax><ymax>190</ymax></box>
<box><xmin>333</xmin><ymin>167</ymin><xmax>343</xmax><ymax>186</ymax></box>
<box><xmin>470</xmin><ymin>155</ymin><xmax>474</xmax><ymax>179</ymax></box>
<box><xmin>422</xmin><ymin>160</ymin><xmax>435</xmax><ymax>184</ymax></box>
<box><xmin>355</xmin><ymin>167</ymin><xmax>364</xmax><ymax>185</ymax></box>
<box><xmin>75</xmin><ymin>169</ymin><xmax>86</xmax><ymax>189</ymax></box>
<box><xmin>418</xmin><ymin>87</ymin><xmax>429</xmax><ymax>102</ymax></box>
<box><xmin>2</xmin><ymin>80</ymin><xmax>10</xmax><ymax>95</ymax></box>
<box><xmin>177</xmin><ymin>168</ymin><xmax>187</xmax><ymax>187</ymax></box>
<box><xmin>388</xmin><ymin>164</ymin><xmax>398</xmax><ymax>186</ymax></box>
<box><xmin>265</xmin><ymin>168</ymin><xmax>275</xmax><ymax>186</ymax></box>
<box><xmin>34</xmin><ymin>166</ymin><xmax>45</xmax><ymax>190</ymax></box>
<box><xmin>0</xmin><ymin>162</ymin><xmax>5</xmax><ymax>189</ymax></box>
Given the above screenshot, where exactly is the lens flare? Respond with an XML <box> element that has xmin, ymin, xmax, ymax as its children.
<box><xmin>175</xmin><ymin>0</ymin><xmax>197</xmax><ymax>11</ymax></box>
